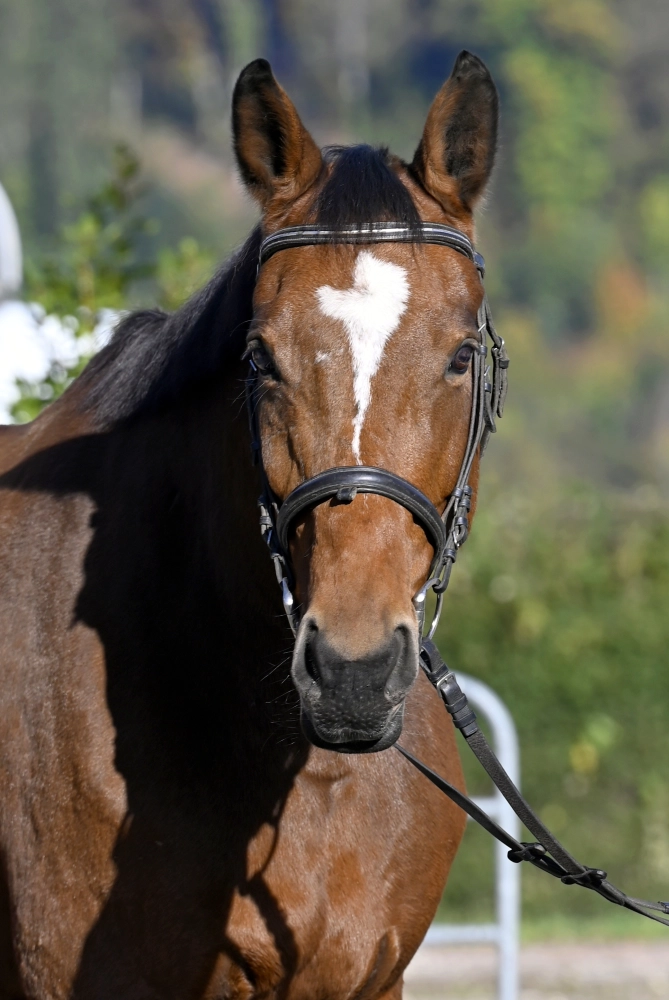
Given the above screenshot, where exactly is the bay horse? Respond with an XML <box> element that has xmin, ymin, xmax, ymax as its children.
<box><xmin>0</xmin><ymin>51</ymin><xmax>498</xmax><ymax>1000</ymax></box>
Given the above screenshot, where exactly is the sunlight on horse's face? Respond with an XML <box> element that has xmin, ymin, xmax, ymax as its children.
<box><xmin>250</xmin><ymin>232</ymin><xmax>483</xmax><ymax>750</ymax></box>
<box><xmin>234</xmin><ymin>55</ymin><xmax>497</xmax><ymax>751</ymax></box>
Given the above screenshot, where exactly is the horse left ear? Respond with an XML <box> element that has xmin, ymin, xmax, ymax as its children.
<box><xmin>411</xmin><ymin>51</ymin><xmax>498</xmax><ymax>213</ymax></box>
<box><xmin>232</xmin><ymin>59</ymin><xmax>323</xmax><ymax>208</ymax></box>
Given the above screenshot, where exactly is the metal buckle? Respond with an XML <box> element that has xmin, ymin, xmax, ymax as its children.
<box><xmin>413</xmin><ymin>575</ymin><xmax>447</xmax><ymax>642</ymax></box>
<box><xmin>280</xmin><ymin>578</ymin><xmax>299</xmax><ymax>635</ymax></box>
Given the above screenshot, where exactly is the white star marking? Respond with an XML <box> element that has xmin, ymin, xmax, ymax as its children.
<box><xmin>316</xmin><ymin>252</ymin><xmax>409</xmax><ymax>462</ymax></box>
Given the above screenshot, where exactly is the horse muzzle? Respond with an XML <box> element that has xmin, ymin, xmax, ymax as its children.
<box><xmin>291</xmin><ymin>620</ymin><xmax>418</xmax><ymax>753</ymax></box>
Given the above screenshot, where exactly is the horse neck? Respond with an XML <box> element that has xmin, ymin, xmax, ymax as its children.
<box><xmin>67</xmin><ymin>370</ymin><xmax>306</xmax><ymax>786</ymax></box>
<box><xmin>96</xmin><ymin>369</ymin><xmax>288</xmax><ymax>683</ymax></box>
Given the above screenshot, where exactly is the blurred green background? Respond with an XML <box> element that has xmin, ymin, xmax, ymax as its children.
<box><xmin>1</xmin><ymin>0</ymin><xmax>669</xmax><ymax>935</ymax></box>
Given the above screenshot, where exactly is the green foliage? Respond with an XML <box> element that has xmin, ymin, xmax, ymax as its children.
<box><xmin>504</xmin><ymin>45</ymin><xmax>615</xmax><ymax>213</ymax></box>
<box><xmin>155</xmin><ymin>237</ymin><xmax>216</xmax><ymax>312</ymax></box>
<box><xmin>13</xmin><ymin>146</ymin><xmax>215</xmax><ymax>422</ymax></box>
<box><xmin>25</xmin><ymin>145</ymin><xmax>152</xmax><ymax>320</ymax></box>
<box><xmin>13</xmin><ymin>146</ymin><xmax>152</xmax><ymax>421</ymax></box>
<box><xmin>437</xmin><ymin>479</ymin><xmax>669</xmax><ymax>919</ymax></box>
<box><xmin>639</xmin><ymin>176</ymin><xmax>669</xmax><ymax>269</ymax></box>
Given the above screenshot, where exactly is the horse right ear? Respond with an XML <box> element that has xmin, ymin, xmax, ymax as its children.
<box><xmin>232</xmin><ymin>59</ymin><xmax>323</xmax><ymax>208</ymax></box>
<box><xmin>411</xmin><ymin>51</ymin><xmax>498</xmax><ymax>213</ymax></box>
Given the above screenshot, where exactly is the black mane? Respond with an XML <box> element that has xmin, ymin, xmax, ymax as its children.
<box><xmin>79</xmin><ymin>227</ymin><xmax>261</xmax><ymax>426</ymax></box>
<box><xmin>79</xmin><ymin>146</ymin><xmax>421</xmax><ymax>426</ymax></box>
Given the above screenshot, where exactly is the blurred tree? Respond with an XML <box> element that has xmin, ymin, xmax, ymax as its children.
<box><xmin>0</xmin><ymin>0</ymin><xmax>118</xmax><ymax>238</ymax></box>
<box><xmin>25</xmin><ymin>146</ymin><xmax>150</xmax><ymax>320</ymax></box>
<box><xmin>437</xmin><ymin>476</ymin><xmax>669</xmax><ymax>920</ymax></box>
<box><xmin>13</xmin><ymin>146</ymin><xmax>214</xmax><ymax>422</ymax></box>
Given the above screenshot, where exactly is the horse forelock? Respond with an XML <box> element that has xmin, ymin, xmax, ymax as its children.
<box><xmin>314</xmin><ymin>145</ymin><xmax>422</xmax><ymax>232</ymax></box>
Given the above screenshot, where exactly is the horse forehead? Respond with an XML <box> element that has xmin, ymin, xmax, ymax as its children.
<box><xmin>307</xmin><ymin>247</ymin><xmax>476</xmax><ymax>331</ymax></box>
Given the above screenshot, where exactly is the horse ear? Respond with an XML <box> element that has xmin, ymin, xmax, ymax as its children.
<box><xmin>232</xmin><ymin>59</ymin><xmax>323</xmax><ymax>207</ymax></box>
<box><xmin>411</xmin><ymin>51</ymin><xmax>498</xmax><ymax>213</ymax></box>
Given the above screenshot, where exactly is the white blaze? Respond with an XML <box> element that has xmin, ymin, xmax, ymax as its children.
<box><xmin>316</xmin><ymin>251</ymin><xmax>409</xmax><ymax>462</ymax></box>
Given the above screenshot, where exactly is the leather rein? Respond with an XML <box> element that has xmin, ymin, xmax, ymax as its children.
<box><xmin>247</xmin><ymin>221</ymin><xmax>669</xmax><ymax>928</ymax></box>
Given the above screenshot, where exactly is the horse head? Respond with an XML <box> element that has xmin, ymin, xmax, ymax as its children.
<box><xmin>233</xmin><ymin>53</ymin><xmax>498</xmax><ymax>753</ymax></box>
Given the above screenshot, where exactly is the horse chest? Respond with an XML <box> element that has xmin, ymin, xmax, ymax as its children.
<box><xmin>213</xmin><ymin>734</ymin><xmax>458</xmax><ymax>1000</ymax></box>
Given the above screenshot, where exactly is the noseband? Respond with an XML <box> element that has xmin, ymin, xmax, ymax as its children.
<box><xmin>246</xmin><ymin>221</ymin><xmax>509</xmax><ymax>636</ymax></box>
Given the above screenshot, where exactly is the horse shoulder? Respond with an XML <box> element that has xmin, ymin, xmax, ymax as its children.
<box><xmin>0</xmin><ymin>410</ymin><xmax>127</xmax><ymax>999</ymax></box>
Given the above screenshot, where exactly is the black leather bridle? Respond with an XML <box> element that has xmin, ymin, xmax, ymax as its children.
<box><xmin>247</xmin><ymin>221</ymin><xmax>509</xmax><ymax>637</ymax></box>
<box><xmin>245</xmin><ymin>219</ymin><xmax>669</xmax><ymax>929</ymax></box>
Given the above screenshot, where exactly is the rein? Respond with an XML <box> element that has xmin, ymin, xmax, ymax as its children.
<box><xmin>247</xmin><ymin>220</ymin><xmax>669</xmax><ymax>929</ymax></box>
<box><xmin>399</xmin><ymin>640</ymin><xmax>669</xmax><ymax>928</ymax></box>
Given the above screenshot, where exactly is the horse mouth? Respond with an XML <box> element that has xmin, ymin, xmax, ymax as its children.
<box><xmin>299</xmin><ymin>703</ymin><xmax>405</xmax><ymax>754</ymax></box>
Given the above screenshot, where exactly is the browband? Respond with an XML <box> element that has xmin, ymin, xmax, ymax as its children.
<box><xmin>258</xmin><ymin>222</ymin><xmax>485</xmax><ymax>275</ymax></box>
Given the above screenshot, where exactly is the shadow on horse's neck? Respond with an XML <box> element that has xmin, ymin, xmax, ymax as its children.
<box><xmin>38</xmin><ymin>380</ymin><xmax>309</xmax><ymax>995</ymax></box>
<box><xmin>83</xmin><ymin>373</ymin><xmax>293</xmax><ymax>735</ymax></box>
<box><xmin>2</xmin><ymin>369</ymin><xmax>297</xmax><ymax>758</ymax></box>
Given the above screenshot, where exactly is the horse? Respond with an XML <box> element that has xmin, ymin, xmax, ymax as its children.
<box><xmin>0</xmin><ymin>50</ymin><xmax>499</xmax><ymax>1000</ymax></box>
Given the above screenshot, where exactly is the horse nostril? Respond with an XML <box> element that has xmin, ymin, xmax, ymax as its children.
<box><xmin>291</xmin><ymin>620</ymin><xmax>419</xmax><ymax>752</ymax></box>
<box><xmin>384</xmin><ymin>625</ymin><xmax>415</xmax><ymax>701</ymax></box>
<box><xmin>304</xmin><ymin>634</ymin><xmax>320</xmax><ymax>683</ymax></box>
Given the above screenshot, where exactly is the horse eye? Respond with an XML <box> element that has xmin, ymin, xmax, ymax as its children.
<box><xmin>246</xmin><ymin>340</ymin><xmax>280</xmax><ymax>380</ymax></box>
<box><xmin>449</xmin><ymin>344</ymin><xmax>474</xmax><ymax>375</ymax></box>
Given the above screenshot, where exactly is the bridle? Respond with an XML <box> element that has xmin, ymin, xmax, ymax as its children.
<box><xmin>245</xmin><ymin>219</ymin><xmax>669</xmax><ymax>928</ymax></box>
<box><xmin>246</xmin><ymin>221</ymin><xmax>509</xmax><ymax>638</ymax></box>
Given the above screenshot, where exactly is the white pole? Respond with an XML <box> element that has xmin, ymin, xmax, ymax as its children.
<box><xmin>460</xmin><ymin>675</ymin><xmax>521</xmax><ymax>1000</ymax></box>
<box><xmin>422</xmin><ymin>672</ymin><xmax>521</xmax><ymax>1000</ymax></box>
<box><xmin>0</xmin><ymin>182</ymin><xmax>22</xmax><ymax>300</ymax></box>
